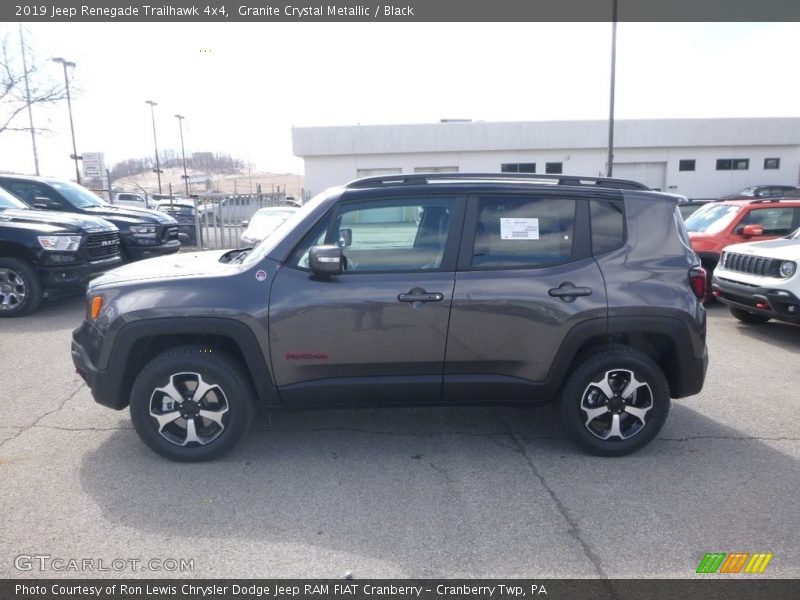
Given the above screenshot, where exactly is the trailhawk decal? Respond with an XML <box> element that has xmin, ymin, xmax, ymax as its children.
<box><xmin>285</xmin><ymin>352</ymin><xmax>329</xmax><ymax>361</ymax></box>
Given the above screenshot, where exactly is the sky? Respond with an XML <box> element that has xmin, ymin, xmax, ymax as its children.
<box><xmin>1</xmin><ymin>21</ymin><xmax>799</xmax><ymax>180</ymax></box>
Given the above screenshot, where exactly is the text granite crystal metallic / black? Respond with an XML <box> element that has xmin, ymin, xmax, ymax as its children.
<box><xmin>70</xmin><ymin>173</ymin><xmax>708</xmax><ymax>461</ymax></box>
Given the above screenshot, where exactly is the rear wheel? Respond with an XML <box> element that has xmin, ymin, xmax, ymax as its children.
<box><xmin>129</xmin><ymin>346</ymin><xmax>254</xmax><ymax>462</ymax></box>
<box><xmin>558</xmin><ymin>347</ymin><xmax>670</xmax><ymax>457</ymax></box>
<box><xmin>0</xmin><ymin>258</ymin><xmax>42</xmax><ymax>317</ymax></box>
<box><xmin>729</xmin><ymin>306</ymin><xmax>770</xmax><ymax>324</ymax></box>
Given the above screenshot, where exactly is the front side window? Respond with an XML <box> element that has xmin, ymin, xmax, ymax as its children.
<box><xmin>739</xmin><ymin>207</ymin><xmax>797</xmax><ymax>236</ymax></box>
<box><xmin>291</xmin><ymin>197</ymin><xmax>457</xmax><ymax>272</ymax></box>
<box><xmin>470</xmin><ymin>196</ymin><xmax>576</xmax><ymax>269</ymax></box>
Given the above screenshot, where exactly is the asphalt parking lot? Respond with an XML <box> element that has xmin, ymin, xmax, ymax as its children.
<box><xmin>1</xmin><ymin>299</ymin><xmax>798</xmax><ymax>579</ymax></box>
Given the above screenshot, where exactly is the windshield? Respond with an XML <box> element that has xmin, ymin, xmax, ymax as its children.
<box><xmin>737</xmin><ymin>187</ymin><xmax>757</xmax><ymax>197</ymax></box>
<box><xmin>0</xmin><ymin>187</ymin><xmax>28</xmax><ymax>209</ymax></box>
<box><xmin>241</xmin><ymin>190</ymin><xmax>332</xmax><ymax>265</ymax></box>
<box><xmin>51</xmin><ymin>180</ymin><xmax>108</xmax><ymax>208</ymax></box>
<box><xmin>247</xmin><ymin>209</ymin><xmax>296</xmax><ymax>231</ymax></box>
<box><xmin>684</xmin><ymin>204</ymin><xmax>741</xmax><ymax>234</ymax></box>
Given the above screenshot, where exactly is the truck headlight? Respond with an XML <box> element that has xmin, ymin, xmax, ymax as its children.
<box><xmin>129</xmin><ymin>225</ymin><xmax>157</xmax><ymax>237</ymax></box>
<box><xmin>779</xmin><ymin>261</ymin><xmax>796</xmax><ymax>278</ymax></box>
<box><xmin>38</xmin><ymin>235</ymin><xmax>82</xmax><ymax>251</ymax></box>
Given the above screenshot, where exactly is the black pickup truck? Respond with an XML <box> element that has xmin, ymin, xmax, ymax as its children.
<box><xmin>0</xmin><ymin>175</ymin><xmax>180</xmax><ymax>262</ymax></box>
<box><xmin>0</xmin><ymin>185</ymin><xmax>121</xmax><ymax>317</ymax></box>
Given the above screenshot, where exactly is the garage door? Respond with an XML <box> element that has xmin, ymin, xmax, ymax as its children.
<box><xmin>613</xmin><ymin>162</ymin><xmax>667</xmax><ymax>191</ymax></box>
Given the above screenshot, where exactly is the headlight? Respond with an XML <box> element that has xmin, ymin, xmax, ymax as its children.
<box><xmin>38</xmin><ymin>235</ymin><xmax>81</xmax><ymax>251</ymax></box>
<box><xmin>129</xmin><ymin>225</ymin><xmax>157</xmax><ymax>237</ymax></box>
<box><xmin>779</xmin><ymin>261</ymin><xmax>797</xmax><ymax>278</ymax></box>
<box><xmin>720</xmin><ymin>252</ymin><xmax>728</xmax><ymax>268</ymax></box>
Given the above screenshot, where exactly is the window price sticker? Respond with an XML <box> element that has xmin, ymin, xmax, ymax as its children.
<box><xmin>500</xmin><ymin>218</ymin><xmax>540</xmax><ymax>240</ymax></box>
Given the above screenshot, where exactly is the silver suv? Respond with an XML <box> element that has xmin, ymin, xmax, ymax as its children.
<box><xmin>72</xmin><ymin>173</ymin><xmax>708</xmax><ymax>461</ymax></box>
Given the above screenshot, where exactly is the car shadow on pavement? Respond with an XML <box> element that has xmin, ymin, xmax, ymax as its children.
<box><xmin>78</xmin><ymin>403</ymin><xmax>800</xmax><ymax>577</ymax></box>
<box><xmin>732</xmin><ymin>320</ymin><xmax>800</xmax><ymax>350</ymax></box>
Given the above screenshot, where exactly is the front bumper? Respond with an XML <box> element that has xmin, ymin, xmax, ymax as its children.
<box><xmin>712</xmin><ymin>275</ymin><xmax>800</xmax><ymax>323</ymax></box>
<box><xmin>123</xmin><ymin>239</ymin><xmax>181</xmax><ymax>261</ymax></box>
<box><xmin>37</xmin><ymin>256</ymin><xmax>122</xmax><ymax>296</ymax></box>
<box><xmin>72</xmin><ymin>320</ymin><xmax>127</xmax><ymax>410</ymax></box>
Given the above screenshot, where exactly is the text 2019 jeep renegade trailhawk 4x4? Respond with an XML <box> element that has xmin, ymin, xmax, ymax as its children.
<box><xmin>72</xmin><ymin>174</ymin><xmax>708</xmax><ymax>461</ymax></box>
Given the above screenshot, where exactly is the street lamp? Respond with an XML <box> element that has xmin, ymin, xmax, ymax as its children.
<box><xmin>175</xmin><ymin>114</ymin><xmax>190</xmax><ymax>197</ymax></box>
<box><xmin>51</xmin><ymin>57</ymin><xmax>81</xmax><ymax>183</ymax></box>
<box><xmin>606</xmin><ymin>0</ymin><xmax>618</xmax><ymax>177</ymax></box>
<box><xmin>145</xmin><ymin>100</ymin><xmax>163</xmax><ymax>194</ymax></box>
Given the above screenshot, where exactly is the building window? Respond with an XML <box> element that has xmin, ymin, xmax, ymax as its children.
<box><xmin>413</xmin><ymin>167</ymin><xmax>459</xmax><ymax>173</ymax></box>
<box><xmin>501</xmin><ymin>163</ymin><xmax>536</xmax><ymax>173</ymax></box>
<box><xmin>716</xmin><ymin>159</ymin><xmax>749</xmax><ymax>171</ymax></box>
<box><xmin>545</xmin><ymin>162</ymin><xmax>563</xmax><ymax>174</ymax></box>
<box><xmin>764</xmin><ymin>158</ymin><xmax>780</xmax><ymax>170</ymax></box>
<box><xmin>679</xmin><ymin>159</ymin><xmax>696</xmax><ymax>172</ymax></box>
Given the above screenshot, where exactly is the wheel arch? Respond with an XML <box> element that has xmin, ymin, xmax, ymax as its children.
<box><xmin>548</xmin><ymin>315</ymin><xmax>706</xmax><ymax>400</ymax></box>
<box><xmin>107</xmin><ymin>317</ymin><xmax>277</xmax><ymax>408</ymax></box>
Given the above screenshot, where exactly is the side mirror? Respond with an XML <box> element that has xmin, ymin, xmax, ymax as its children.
<box><xmin>32</xmin><ymin>197</ymin><xmax>58</xmax><ymax>210</ymax></box>
<box><xmin>741</xmin><ymin>224</ymin><xmax>764</xmax><ymax>237</ymax></box>
<box><xmin>338</xmin><ymin>228</ymin><xmax>352</xmax><ymax>247</ymax></box>
<box><xmin>309</xmin><ymin>245</ymin><xmax>343</xmax><ymax>276</ymax></box>
<box><xmin>241</xmin><ymin>220</ymin><xmax>249</xmax><ymax>228</ymax></box>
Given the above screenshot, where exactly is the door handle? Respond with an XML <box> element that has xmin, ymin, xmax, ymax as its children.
<box><xmin>548</xmin><ymin>285</ymin><xmax>593</xmax><ymax>298</ymax></box>
<box><xmin>398</xmin><ymin>291</ymin><xmax>444</xmax><ymax>303</ymax></box>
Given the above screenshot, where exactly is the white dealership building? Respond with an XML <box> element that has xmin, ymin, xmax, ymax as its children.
<box><xmin>292</xmin><ymin>117</ymin><xmax>800</xmax><ymax>199</ymax></box>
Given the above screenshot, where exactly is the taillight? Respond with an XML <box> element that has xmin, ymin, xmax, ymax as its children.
<box><xmin>689</xmin><ymin>267</ymin><xmax>707</xmax><ymax>300</ymax></box>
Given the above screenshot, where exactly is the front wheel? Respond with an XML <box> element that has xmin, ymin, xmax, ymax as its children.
<box><xmin>129</xmin><ymin>346</ymin><xmax>255</xmax><ymax>461</ymax></box>
<box><xmin>0</xmin><ymin>258</ymin><xmax>42</xmax><ymax>317</ymax></box>
<box><xmin>729</xmin><ymin>306</ymin><xmax>770</xmax><ymax>324</ymax></box>
<box><xmin>558</xmin><ymin>347</ymin><xmax>670</xmax><ymax>457</ymax></box>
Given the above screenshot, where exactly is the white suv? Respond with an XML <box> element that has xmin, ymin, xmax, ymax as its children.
<box><xmin>712</xmin><ymin>227</ymin><xmax>800</xmax><ymax>324</ymax></box>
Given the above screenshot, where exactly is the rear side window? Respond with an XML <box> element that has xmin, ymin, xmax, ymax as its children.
<box><xmin>470</xmin><ymin>196</ymin><xmax>576</xmax><ymax>269</ymax></box>
<box><xmin>590</xmin><ymin>199</ymin><xmax>624</xmax><ymax>254</ymax></box>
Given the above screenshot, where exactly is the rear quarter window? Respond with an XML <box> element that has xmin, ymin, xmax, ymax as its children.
<box><xmin>590</xmin><ymin>199</ymin><xmax>625</xmax><ymax>254</ymax></box>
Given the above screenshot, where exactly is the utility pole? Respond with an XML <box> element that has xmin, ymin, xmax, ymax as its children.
<box><xmin>175</xmin><ymin>114</ymin><xmax>190</xmax><ymax>196</ymax></box>
<box><xmin>52</xmin><ymin>57</ymin><xmax>80</xmax><ymax>182</ymax></box>
<box><xmin>145</xmin><ymin>100</ymin><xmax>163</xmax><ymax>194</ymax></box>
<box><xmin>19</xmin><ymin>25</ymin><xmax>39</xmax><ymax>175</ymax></box>
<box><xmin>606</xmin><ymin>0</ymin><xmax>618</xmax><ymax>177</ymax></box>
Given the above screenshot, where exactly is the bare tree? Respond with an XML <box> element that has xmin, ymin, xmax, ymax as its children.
<box><xmin>0</xmin><ymin>33</ymin><xmax>67</xmax><ymax>136</ymax></box>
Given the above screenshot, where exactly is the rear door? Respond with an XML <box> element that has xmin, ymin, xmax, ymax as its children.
<box><xmin>443</xmin><ymin>193</ymin><xmax>607</xmax><ymax>401</ymax></box>
<box><xmin>269</xmin><ymin>194</ymin><xmax>465</xmax><ymax>405</ymax></box>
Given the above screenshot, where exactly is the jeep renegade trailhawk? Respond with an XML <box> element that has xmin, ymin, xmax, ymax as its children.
<box><xmin>72</xmin><ymin>174</ymin><xmax>708</xmax><ymax>461</ymax></box>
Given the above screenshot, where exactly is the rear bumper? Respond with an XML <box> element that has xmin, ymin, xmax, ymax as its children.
<box><xmin>712</xmin><ymin>276</ymin><xmax>800</xmax><ymax>323</ymax></box>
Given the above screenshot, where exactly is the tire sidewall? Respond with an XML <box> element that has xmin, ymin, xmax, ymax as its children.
<box><xmin>130</xmin><ymin>349</ymin><xmax>254</xmax><ymax>462</ymax></box>
<box><xmin>559</xmin><ymin>349</ymin><xmax>670</xmax><ymax>457</ymax></box>
<box><xmin>0</xmin><ymin>258</ymin><xmax>42</xmax><ymax>317</ymax></box>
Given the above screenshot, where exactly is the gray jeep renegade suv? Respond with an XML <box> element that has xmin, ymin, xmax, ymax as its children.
<box><xmin>72</xmin><ymin>173</ymin><xmax>708</xmax><ymax>461</ymax></box>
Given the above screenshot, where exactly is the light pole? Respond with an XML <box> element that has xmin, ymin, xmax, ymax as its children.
<box><xmin>52</xmin><ymin>57</ymin><xmax>81</xmax><ymax>183</ymax></box>
<box><xmin>175</xmin><ymin>114</ymin><xmax>190</xmax><ymax>196</ymax></box>
<box><xmin>145</xmin><ymin>100</ymin><xmax>163</xmax><ymax>194</ymax></box>
<box><xmin>606</xmin><ymin>0</ymin><xmax>618</xmax><ymax>177</ymax></box>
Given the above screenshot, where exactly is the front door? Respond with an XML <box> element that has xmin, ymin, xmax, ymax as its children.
<box><xmin>269</xmin><ymin>195</ymin><xmax>464</xmax><ymax>405</ymax></box>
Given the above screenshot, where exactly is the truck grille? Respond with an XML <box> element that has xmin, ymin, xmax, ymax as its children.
<box><xmin>85</xmin><ymin>232</ymin><xmax>120</xmax><ymax>260</ymax></box>
<box><xmin>160</xmin><ymin>225</ymin><xmax>179</xmax><ymax>243</ymax></box>
<box><xmin>723</xmin><ymin>252</ymin><xmax>780</xmax><ymax>277</ymax></box>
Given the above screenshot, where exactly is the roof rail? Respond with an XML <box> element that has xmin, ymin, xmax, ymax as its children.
<box><xmin>748</xmin><ymin>195</ymin><xmax>800</xmax><ymax>204</ymax></box>
<box><xmin>345</xmin><ymin>172</ymin><xmax>650</xmax><ymax>191</ymax></box>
